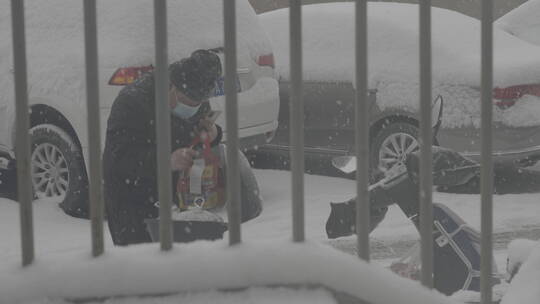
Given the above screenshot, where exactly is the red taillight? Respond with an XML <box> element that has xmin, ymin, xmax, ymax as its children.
<box><xmin>109</xmin><ymin>66</ymin><xmax>154</xmax><ymax>86</ymax></box>
<box><xmin>257</xmin><ymin>54</ymin><xmax>275</xmax><ymax>68</ymax></box>
<box><xmin>493</xmin><ymin>84</ymin><xmax>540</xmax><ymax>109</ymax></box>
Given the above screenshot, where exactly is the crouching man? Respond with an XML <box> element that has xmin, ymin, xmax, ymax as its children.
<box><xmin>103</xmin><ymin>50</ymin><xmax>261</xmax><ymax>246</ymax></box>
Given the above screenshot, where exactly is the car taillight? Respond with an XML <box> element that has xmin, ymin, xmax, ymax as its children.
<box><xmin>257</xmin><ymin>54</ymin><xmax>275</xmax><ymax>68</ymax></box>
<box><xmin>493</xmin><ymin>84</ymin><xmax>540</xmax><ymax>109</ymax></box>
<box><xmin>109</xmin><ymin>66</ymin><xmax>154</xmax><ymax>86</ymax></box>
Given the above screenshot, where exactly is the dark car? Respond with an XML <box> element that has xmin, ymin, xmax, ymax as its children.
<box><xmin>255</xmin><ymin>3</ymin><xmax>540</xmax><ymax>176</ymax></box>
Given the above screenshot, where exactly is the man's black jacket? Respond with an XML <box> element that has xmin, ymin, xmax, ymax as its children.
<box><xmin>103</xmin><ymin>74</ymin><xmax>222</xmax><ymax>246</ymax></box>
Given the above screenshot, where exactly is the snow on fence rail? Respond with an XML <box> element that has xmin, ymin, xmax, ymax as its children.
<box><xmin>9</xmin><ymin>0</ymin><xmax>495</xmax><ymax>303</ymax></box>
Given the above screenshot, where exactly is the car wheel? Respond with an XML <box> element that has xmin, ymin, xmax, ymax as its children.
<box><xmin>371</xmin><ymin>122</ymin><xmax>419</xmax><ymax>176</ymax></box>
<box><xmin>30</xmin><ymin>124</ymin><xmax>89</xmax><ymax>218</ymax></box>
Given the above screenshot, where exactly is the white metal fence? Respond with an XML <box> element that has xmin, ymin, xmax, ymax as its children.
<box><xmin>10</xmin><ymin>0</ymin><xmax>495</xmax><ymax>303</ymax></box>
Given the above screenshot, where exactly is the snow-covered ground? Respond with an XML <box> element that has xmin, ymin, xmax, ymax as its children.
<box><xmin>1</xmin><ymin>168</ymin><xmax>540</xmax><ymax>303</ymax></box>
<box><xmin>4</xmin><ymin>169</ymin><xmax>540</xmax><ymax>262</ymax></box>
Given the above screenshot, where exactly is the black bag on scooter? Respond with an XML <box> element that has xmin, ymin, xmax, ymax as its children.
<box><xmin>385</xmin><ymin>150</ymin><xmax>499</xmax><ymax>295</ymax></box>
<box><xmin>430</xmin><ymin>202</ymin><xmax>500</xmax><ymax>295</ymax></box>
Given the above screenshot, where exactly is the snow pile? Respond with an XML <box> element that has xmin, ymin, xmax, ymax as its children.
<box><xmin>505</xmin><ymin>238</ymin><xmax>539</xmax><ymax>279</ymax></box>
<box><xmin>496</xmin><ymin>95</ymin><xmax>540</xmax><ymax>128</ymax></box>
<box><xmin>501</xmin><ymin>240</ymin><xmax>540</xmax><ymax>304</ymax></box>
<box><xmin>259</xmin><ymin>3</ymin><xmax>540</xmax><ymax>128</ymax></box>
<box><xmin>496</xmin><ymin>0</ymin><xmax>540</xmax><ymax>46</ymax></box>
<box><xmin>451</xmin><ymin>283</ymin><xmax>508</xmax><ymax>304</ymax></box>
<box><xmin>0</xmin><ymin>239</ymin><xmax>457</xmax><ymax>304</ymax></box>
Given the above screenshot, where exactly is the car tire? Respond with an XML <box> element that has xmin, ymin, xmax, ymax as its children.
<box><xmin>371</xmin><ymin>122</ymin><xmax>419</xmax><ymax>177</ymax></box>
<box><xmin>30</xmin><ymin>124</ymin><xmax>89</xmax><ymax>218</ymax></box>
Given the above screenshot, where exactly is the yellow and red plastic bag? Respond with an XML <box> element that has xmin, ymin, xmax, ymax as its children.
<box><xmin>176</xmin><ymin>136</ymin><xmax>225</xmax><ymax>210</ymax></box>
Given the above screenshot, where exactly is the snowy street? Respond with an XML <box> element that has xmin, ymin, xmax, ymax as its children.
<box><xmin>2</xmin><ymin>168</ymin><xmax>540</xmax><ymax>271</ymax></box>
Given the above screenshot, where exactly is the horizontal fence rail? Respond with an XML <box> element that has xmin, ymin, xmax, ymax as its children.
<box><xmin>11</xmin><ymin>0</ymin><xmax>34</xmax><ymax>267</ymax></box>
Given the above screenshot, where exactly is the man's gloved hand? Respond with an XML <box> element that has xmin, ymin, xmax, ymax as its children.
<box><xmin>170</xmin><ymin>148</ymin><xmax>197</xmax><ymax>171</ymax></box>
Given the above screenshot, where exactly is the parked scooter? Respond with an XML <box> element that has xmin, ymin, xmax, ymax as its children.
<box><xmin>326</xmin><ymin>96</ymin><xmax>501</xmax><ymax>295</ymax></box>
<box><xmin>327</xmin><ymin>95</ymin><xmax>444</xmax><ymax>237</ymax></box>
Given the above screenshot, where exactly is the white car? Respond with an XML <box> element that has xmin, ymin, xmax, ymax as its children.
<box><xmin>496</xmin><ymin>0</ymin><xmax>540</xmax><ymax>46</ymax></box>
<box><xmin>0</xmin><ymin>0</ymin><xmax>279</xmax><ymax>214</ymax></box>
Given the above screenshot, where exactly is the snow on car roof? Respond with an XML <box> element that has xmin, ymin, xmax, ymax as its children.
<box><xmin>260</xmin><ymin>2</ymin><xmax>540</xmax><ymax>88</ymax></box>
<box><xmin>1</xmin><ymin>0</ymin><xmax>270</xmax><ymax>66</ymax></box>
<box><xmin>496</xmin><ymin>0</ymin><xmax>540</xmax><ymax>46</ymax></box>
<box><xmin>0</xmin><ymin>0</ymin><xmax>271</xmax><ymax>106</ymax></box>
<box><xmin>0</xmin><ymin>239</ymin><xmax>458</xmax><ymax>304</ymax></box>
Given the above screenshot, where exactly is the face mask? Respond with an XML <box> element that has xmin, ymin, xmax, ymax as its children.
<box><xmin>172</xmin><ymin>101</ymin><xmax>201</xmax><ymax>120</ymax></box>
<box><xmin>171</xmin><ymin>89</ymin><xmax>201</xmax><ymax>119</ymax></box>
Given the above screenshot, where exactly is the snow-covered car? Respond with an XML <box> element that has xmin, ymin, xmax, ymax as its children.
<box><xmin>496</xmin><ymin>0</ymin><xmax>540</xmax><ymax>46</ymax></box>
<box><xmin>0</xmin><ymin>0</ymin><xmax>279</xmax><ymax>213</ymax></box>
<box><xmin>0</xmin><ymin>239</ymin><xmax>460</xmax><ymax>304</ymax></box>
<box><xmin>258</xmin><ymin>3</ymin><xmax>540</xmax><ymax>175</ymax></box>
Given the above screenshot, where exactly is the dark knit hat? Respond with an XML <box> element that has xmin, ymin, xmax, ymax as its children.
<box><xmin>169</xmin><ymin>49</ymin><xmax>222</xmax><ymax>102</ymax></box>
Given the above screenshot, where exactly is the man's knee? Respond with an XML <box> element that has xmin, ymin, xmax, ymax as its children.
<box><xmin>241</xmin><ymin>194</ymin><xmax>262</xmax><ymax>223</ymax></box>
<box><xmin>369</xmin><ymin>205</ymin><xmax>388</xmax><ymax>232</ymax></box>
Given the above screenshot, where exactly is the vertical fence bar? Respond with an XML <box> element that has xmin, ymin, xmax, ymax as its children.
<box><xmin>355</xmin><ymin>0</ymin><xmax>369</xmax><ymax>261</ymax></box>
<box><xmin>419</xmin><ymin>0</ymin><xmax>433</xmax><ymax>288</ymax></box>
<box><xmin>154</xmin><ymin>0</ymin><xmax>172</xmax><ymax>251</ymax></box>
<box><xmin>480</xmin><ymin>0</ymin><xmax>494</xmax><ymax>303</ymax></box>
<box><xmin>83</xmin><ymin>0</ymin><xmax>104</xmax><ymax>257</ymax></box>
<box><xmin>11</xmin><ymin>0</ymin><xmax>34</xmax><ymax>267</ymax></box>
<box><xmin>290</xmin><ymin>0</ymin><xmax>304</xmax><ymax>242</ymax></box>
<box><xmin>224</xmin><ymin>0</ymin><xmax>241</xmax><ymax>245</ymax></box>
